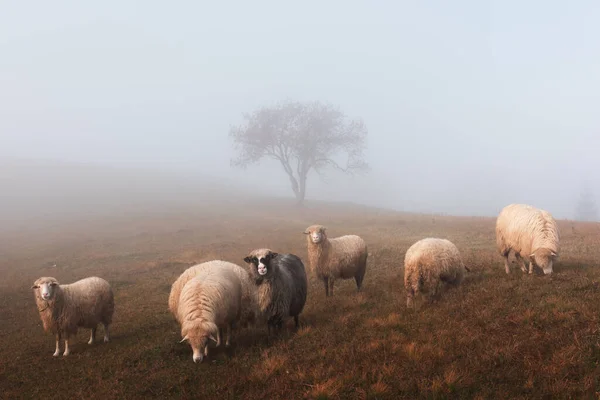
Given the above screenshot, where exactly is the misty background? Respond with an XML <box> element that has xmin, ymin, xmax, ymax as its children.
<box><xmin>1</xmin><ymin>1</ymin><xmax>599</xmax><ymax>230</ymax></box>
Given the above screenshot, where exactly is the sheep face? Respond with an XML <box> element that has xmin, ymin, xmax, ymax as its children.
<box><xmin>530</xmin><ymin>249</ymin><xmax>557</xmax><ymax>275</ymax></box>
<box><xmin>181</xmin><ymin>321</ymin><xmax>218</xmax><ymax>363</ymax></box>
<box><xmin>31</xmin><ymin>277</ymin><xmax>59</xmax><ymax>301</ymax></box>
<box><xmin>304</xmin><ymin>225</ymin><xmax>326</xmax><ymax>244</ymax></box>
<box><xmin>244</xmin><ymin>249</ymin><xmax>278</xmax><ymax>278</ymax></box>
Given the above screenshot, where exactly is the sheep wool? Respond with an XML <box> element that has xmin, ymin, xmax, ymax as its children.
<box><xmin>31</xmin><ymin>276</ymin><xmax>114</xmax><ymax>356</ymax></box>
<box><xmin>168</xmin><ymin>260</ymin><xmax>260</xmax><ymax>328</ymax></box>
<box><xmin>404</xmin><ymin>238</ymin><xmax>469</xmax><ymax>308</ymax></box>
<box><xmin>177</xmin><ymin>267</ymin><xmax>242</xmax><ymax>363</ymax></box>
<box><xmin>304</xmin><ymin>224</ymin><xmax>368</xmax><ymax>297</ymax></box>
<box><xmin>496</xmin><ymin>203</ymin><xmax>560</xmax><ymax>275</ymax></box>
<box><xmin>243</xmin><ymin>249</ymin><xmax>307</xmax><ymax>334</ymax></box>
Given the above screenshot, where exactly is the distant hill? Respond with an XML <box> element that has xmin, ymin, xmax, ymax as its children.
<box><xmin>0</xmin><ymin>159</ymin><xmax>250</xmax><ymax>231</ymax></box>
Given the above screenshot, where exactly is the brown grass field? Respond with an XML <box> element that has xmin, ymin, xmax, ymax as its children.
<box><xmin>2</xmin><ymin>198</ymin><xmax>600</xmax><ymax>399</ymax></box>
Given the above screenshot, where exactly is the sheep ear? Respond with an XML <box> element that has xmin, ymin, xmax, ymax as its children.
<box><xmin>269</xmin><ymin>252</ymin><xmax>278</xmax><ymax>260</ymax></box>
<box><xmin>303</xmin><ymin>230</ymin><xmax>309</xmax><ymax>234</ymax></box>
<box><xmin>31</xmin><ymin>285</ymin><xmax>39</xmax><ymax>289</ymax></box>
<box><xmin>551</xmin><ymin>251</ymin><xmax>557</xmax><ymax>258</ymax></box>
<box><xmin>208</xmin><ymin>333</ymin><xmax>218</xmax><ymax>343</ymax></box>
<box><xmin>180</xmin><ymin>335</ymin><xmax>189</xmax><ymax>343</ymax></box>
<box><xmin>243</xmin><ymin>256</ymin><xmax>252</xmax><ymax>264</ymax></box>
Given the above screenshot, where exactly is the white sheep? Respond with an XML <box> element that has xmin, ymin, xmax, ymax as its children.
<box><xmin>303</xmin><ymin>224</ymin><xmax>368</xmax><ymax>297</ymax></box>
<box><xmin>404</xmin><ymin>238</ymin><xmax>469</xmax><ymax>308</ymax></box>
<box><xmin>243</xmin><ymin>249</ymin><xmax>308</xmax><ymax>335</ymax></box>
<box><xmin>496</xmin><ymin>203</ymin><xmax>560</xmax><ymax>275</ymax></box>
<box><xmin>31</xmin><ymin>276</ymin><xmax>114</xmax><ymax>356</ymax></box>
<box><xmin>177</xmin><ymin>267</ymin><xmax>242</xmax><ymax>363</ymax></box>
<box><xmin>168</xmin><ymin>260</ymin><xmax>260</xmax><ymax>330</ymax></box>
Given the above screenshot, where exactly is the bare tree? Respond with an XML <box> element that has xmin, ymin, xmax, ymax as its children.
<box><xmin>575</xmin><ymin>186</ymin><xmax>598</xmax><ymax>222</ymax></box>
<box><xmin>230</xmin><ymin>100</ymin><xmax>369</xmax><ymax>205</ymax></box>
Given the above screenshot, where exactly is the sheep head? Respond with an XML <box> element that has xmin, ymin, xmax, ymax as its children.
<box><xmin>181</xmin><ymin>320</ymin><xmax>218</xmax><ymax>363</ymax></box>
<box><xmin>244</xmin><ymin>248</ymin><xmax>278</xmax><ymax>280</ymax></box>
<box><xmin>31</xmin><ymin>277</ymin><xmax>59</xmax><ymax>301</ymax></box>
<box><xmin>529</xmin><ymin>248</ymin><xmax>558</xmax><ymax>275</ymax></box>
<box><xmin>303</xmin><ymin>225</ymin><xmax>326</xmax><ymax>244</ymax></box>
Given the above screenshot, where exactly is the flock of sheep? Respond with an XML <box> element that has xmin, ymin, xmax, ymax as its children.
<box><xmin>31</xmin><ymin>203</ymin><xmax>560</xmax><ymax>362</ymax></box>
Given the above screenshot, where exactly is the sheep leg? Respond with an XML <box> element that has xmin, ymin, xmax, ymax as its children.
<box><xmin>204</xmin><ymin>345</ymin><xmax>209</xmax><ymax>357</ymax></box>
<box><xmin>429</xmin><ymin>280</ymin><xmax>441</xmax><ymax>303</ymax></box>
<box><xmin>515</xmin><ymin>253</ymin><xmax>527</xmax><ymax>273</ymax></box>
<box><xmin>53</xmin><ymin>333</ymin><xmax>61</xmax><ymax>357</ymax></box>
<box><xmin>88</xmin><ymin>326</ymin><xmax>97</xmax><ymax>345</ymax></box>
<box><xmin>502</xmin><ymin>249</ymin><xmax>511</xmax><ymax>274</ymax></box>
<box><xmin>354</xmin><ymin>275</ymin><xmax>363</xmax><ymax>292</ymax></box>
<box><xmin>328</xmin><ymin>279</ymin><xmax>335</xmax><ymax>297</ymax></box>
<box><xmin>216</xmin><ymin>328</ymin><xmax>222</xmax><ymax>347</ymax></box>
<box><xmin>528</xmin><ymin>261</ymin><xmax>535</xmax><ymax>274</ymax></box>
<box><xmin>63</xmin><ymin>336</ymin><xmax>70</xmax><ymax>356</ymax></box>
<box><xmin>323</xmin><ymin>277</ymin><xmax>329</xmax><ymax>297</ymax></box>
<box><xmin>406</xmin><ymin>288</ymin><xmax>415</xmax><ymax>308</ymax></box>
<box><xmin>225</xmin><ymin>324</ymin><xmax>231</xmax><ymax>347</ymax></box>
<box><xmin>102</xmin><ymin>323</ymin><xmax>110</xmax><ymax>343</ymax></box>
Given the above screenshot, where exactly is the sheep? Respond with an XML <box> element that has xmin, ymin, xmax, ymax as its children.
<box><xmin>31</xmin><ymin>276</ymin><xmax>114</xmax><ymax>356</ymax></box>
<box><xmin>496</xmin><ymin>203</ymin><xmax>560</xmax><ymax>275</ymax></box>
<box><xmin>168</xmin><ymin>260</ymin><xmax>260</xmax><ymax>330</ymax></box>
<box><xmin>177</xmin><ymin>267</ymin><xmax>242</xmax><ymax>363</ymax></box>
<box><xmin>243</xmin><ymin>248</ymin><xmax>308</xmax><ymax>335</ymax></box>
<box><xmin>303</xmin><ymin>224</ymin><xmax>368</xmax><ymax>297</ymax></box>
<box><xmin>404</xmin><ymin>238</ymin><xmax>470</xmax><ymax>308</ymax></box>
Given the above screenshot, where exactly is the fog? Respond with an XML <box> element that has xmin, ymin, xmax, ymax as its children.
<box><xmin>1</xmin><ymin>1</ymin><xmax>599</xmax><ymax>228</ymax></box>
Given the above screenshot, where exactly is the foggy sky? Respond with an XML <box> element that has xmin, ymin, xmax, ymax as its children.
<box><xmin>1</xmin><ymin>1</ymin><xmax>599</xmax><ymax>220</ymax></box>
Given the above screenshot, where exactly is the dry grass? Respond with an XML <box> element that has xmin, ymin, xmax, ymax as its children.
<box><xmin>2</xmin><ymin>199</ymin><xmax>600</xmax><ymax>399</ymax></box>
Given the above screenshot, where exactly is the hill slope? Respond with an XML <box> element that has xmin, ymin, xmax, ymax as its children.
<box><xmin>1</xmin><ymin>200</ymin><xmax>600</xmax><ymax>399</ymax></box>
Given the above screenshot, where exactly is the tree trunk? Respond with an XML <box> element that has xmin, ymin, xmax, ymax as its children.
<box><xmin>295</xmin><ymin>173</ymin><xmax>307</xmax><ymax>207</ymax></box>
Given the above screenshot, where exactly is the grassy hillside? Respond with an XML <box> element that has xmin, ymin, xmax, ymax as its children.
<box><xmin>1</xmin><ymin>199</ymin><xmax>600</xmax><ymax>399</ymax></box>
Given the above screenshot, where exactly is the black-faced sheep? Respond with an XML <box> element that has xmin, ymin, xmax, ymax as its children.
<box><xmin>303</xmin><ymin>224</ymin><xmax>368</xmax><ymax>297</ymax></box>
<box><xmin>31</xmin><ymin>276</ymin><xmax>114</xmax><ymax>356</ymax></box>
<box><xmin>243</xmin><ymin>249</ymin><xmax>307</xmax><ymax>335</ymax></box>
<box><xmin>496</xmin><ymin>203</ymin><xmax>560</xmax><ymax>275</ymax></box>
<box><xmin>177</xmin><ymin>267</ymin><xmax>242</xmax><ymax>363</ymax></box>
<box><xmin>404</xmin><ymin>238</ymin><xmax>469</xmax><ymax>308</ymax></box>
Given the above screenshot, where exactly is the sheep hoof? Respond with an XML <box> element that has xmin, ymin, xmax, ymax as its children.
<box><xmin>103</xmin><ymin>336</ymin><xmax>109</xmax><ymax>343</ymax></box>
<box><xmin>63</xmin><ymin>351</ymin><xmax>69</xmax><ymax>356</ymax></box>
<box><xmin>53</xmin><ymin>351</ymin><xmax>60</xmax><ymax>357</ymax></box>
<box><xmin>88</xmin><ymin>339</ymin><xmax>94</xmax><ymax>345</ymax></box>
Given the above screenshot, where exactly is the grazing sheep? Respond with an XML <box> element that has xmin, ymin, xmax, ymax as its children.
<box><xmin>168</xmin><ymin>260</ymin><xmax>260</xmax><ymax>329</ymax></box>
<box><xmin>303</xmin><ymin>225</ymin><xmax>368</xmax><ymax>297</ymax></box>
<box><xmin>404</xmin><ymin>238</ymin><xmax>469</xmax><ymax>308</ymax></box>
<box><xmin>31</xmin><ymin>276</ymin><xmax>114</xmax><ymax>356</ymax></box>
<box><xmin>496</xmin><ymin>203</ymin><xmax>560</xmax><ymax>275</ymax></box>
<box><xmin>177</xmin><ymin>267</ymin><xmax>242</xmax><ymax>363</ymax></box>
<box><xmin>243</xmin><ymin>249</ymin><xmax>307</xmax><ymax>335</ymax></box>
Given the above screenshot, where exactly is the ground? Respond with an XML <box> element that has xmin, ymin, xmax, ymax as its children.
<box><xmin>2</xmin><ymin>199</ymin><xmax>600</xmax><ymax>399</ymax></box>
